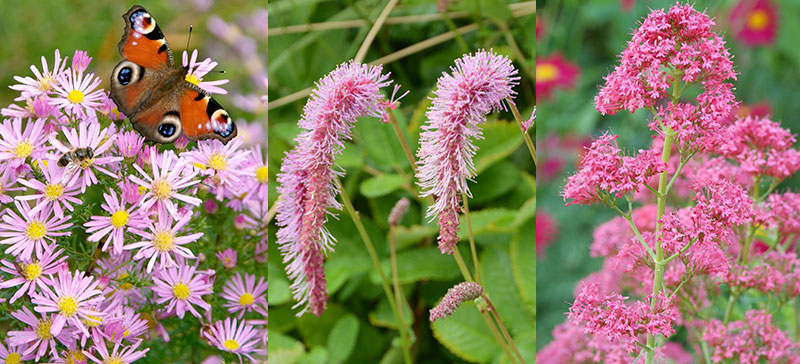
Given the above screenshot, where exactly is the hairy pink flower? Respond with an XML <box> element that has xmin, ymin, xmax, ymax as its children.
<box><xmin>430</xmin><ymin>281</ymin><xmax>484</xmax><ymax>321</ymax></box>
<box><xmin>703</xmin><ymin>310</ymin><xmax>800</xmax><ymax>363</ymax></box>
<box><xmin>276</xmin><ymin>61</ymin><xmax>391</xmax><ymax>316</ymax></box>
<box><xmin>416</xmin><ymin>50</ymin><xmax>518</xmax><ymax>254</ymax></box>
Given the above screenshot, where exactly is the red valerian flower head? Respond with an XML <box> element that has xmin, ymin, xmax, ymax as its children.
<box><xmin>719</xmin><ymin>116</ymin><xmax>800</xmax><ymax>179</ymax></box>
<box><xmin>730</xmin><ymin>0</ymin><xmax>778</xmax><ymax>47</ymax></box>
<box><xmin>703</xmin><ymin>310</ymin><xmax>800</xmax><ymax>363</ymax></box>
<box><xmin>536</xmin><ymin>53</ymin><xmax>579</xmax><ymax>99</ymax></box>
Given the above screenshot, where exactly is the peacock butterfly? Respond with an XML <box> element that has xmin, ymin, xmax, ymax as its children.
<box><xmin>110</xmin><ymin>5</ymin><xmax>236</xmax><ymax>144</ymax></box>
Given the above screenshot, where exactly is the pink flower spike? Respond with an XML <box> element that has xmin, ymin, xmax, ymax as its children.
<box><xmin>275</xmin><ymin>60</ymin><xmax>392</xmax><ymax>317</ymax></box>
<box><xmin>30</xmin><ymin>269</ymin><xmax>105</xmax><ymax>337</ymax></box>
<box><xmin>416</xmin><ymin>49</ymin><xmax>519</xmax><ymax>254</ymax></box>
<box><xmin>220</xmin><ymin>272</ymin><xmax>268</xmax><ymax>319</ymax></box>
<box><xmin>151</xmin><ymin>263</ymin><xmax>213</xmax><ymax>319</ymax></box>
<box><xmin>125</xmin><ymin>206</ymin><xmax>203</xmax><ymax>272</ymax></box>
<box><xmin>0</xmin><ymin>200</ymin><xmax>72</xmax><ymax>261</ymax></box>
<box><xmin>430</xmin><ymin>281</ymin><xmax>484</xmax><ymax>321</ymax></box>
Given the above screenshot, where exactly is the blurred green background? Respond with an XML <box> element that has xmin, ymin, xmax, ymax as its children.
<box><xmin>536</xmin><ymin>0</ymin><xmax>800</xmax><ymax>350</ymax></box>
<box><xmin>268</xmin><ymin>0</ymin><xmax>535</xmax><ymax>362</ymax></box>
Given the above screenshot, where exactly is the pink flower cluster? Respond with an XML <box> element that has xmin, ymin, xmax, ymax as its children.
<box><xmin>719</xmin><ymin>116</ymin><xmax>800</xmax><ymax>179</ymax></box>
<box><xmin>703</xmin><ymin>310</ymin><xmax>800</xmax><ymax>363</ymax></box>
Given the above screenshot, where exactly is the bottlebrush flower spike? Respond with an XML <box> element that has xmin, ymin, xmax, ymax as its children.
<box><xmin>430</xmin><ymin>281</ymin><xmax>484</xmax><ymax>321</ymax></box>
<box><xmin>416</xmin><ymin>50</ymin><xmax>519</xmax><ymax>254</ymax></box>
<box><xmin>276</xmin><ymin>61</ymin><xmax>391</xmax><ymax>317</ymax></box>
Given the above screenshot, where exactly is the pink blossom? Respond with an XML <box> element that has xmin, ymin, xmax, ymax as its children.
<box><xmin>71</xmin><ymin>50</ymin><xmax>92</xmax><ymax>74</ymax></box>
<box><xmin>275</xmin><ymin>61</ymin><xmax>391</xmax><ymax>316</ymax></box>
<box><xmin>182</xmin><ymin>49</ymin><xmax>230</xmax><ymax>95</ymax></box>
<box><xmin>703</xmin><ymin>310</ymin><xmax>800</xmax><ymax>363</ymax></box>
<box><xmin>766</xmin><ymin>191</ymin><xmax>800</xmax><ymax>235</ymax></box>
<box><xmin>48</xmin><ymin>121</ymin><xmax>121</xmax><ymax>191</ymax></box>
<box><xmin>204</xmin><ymin>317</ymin><xmax>261</xmax><ymax>363</ymax></box>
<box><xmin>719</xmin><ymin>116</ymin><xmax>800</xmax><ymax>179</ymax></box>
<box><xmin>51</xmin><ymin>67</ymin><xmax>104</xmax><ymax>119</ymax></box>
<box><xmin>0</xmin><ymin>244</ymin><xmax>67</xmax><ymax>302</ymax></box>
<box><xmin>151</xmin><ymin>263</ymin><xmax>213</xmax><ymax>319</ymax></box>
<box><xmin>7</xmin><ymin>306</ymin><xmax>74</xmax><ymax>361</ymax></box>
<box><xmin>16</xmin><ymin>161</ymin><xmax>82</xmax><ymax>219</ymax></box>
<box><xmin>9</xmin><ymin>49</ymin><xmax>69</xmax><ymax>99</ymax></box>
<box><xmin>430</xmin><ymin>281</ymin><xmax>484</xmax><ymax>321</ymax></box>
<box><xmin>31</xmin><ymin>269</ymin><xmax>105</xmax><ymax>336</ymax></box>
<box><xmin>216</xmin><ymin>248</ymin><xmax>237</xmax><ymax>269</ymax></box>
<box><xmin>0</xmin><ymin>200</ymin><xmax>72</xmax><ymax>261</ymax></box>
<box><xmin>220</xmin><ymin>272</ymin><xmax>268</xmax><ymax>319</ymax></box>
<box><xmin>115</xmin><ymin>130</ymin><xmax>144</xmax><ymax>158</ymax></box>
<box><xmin>416</xmin><ymin>50</ymin><xmax>518</xmax><ymax>254</ymax></box>
<box><xmin>84</xmin><ymin>188</ymin><xmax>150</xmax><ymax>256</ymax></box>
<box><xmin>0</xmin><ymin>118</ymin><xmax>51</xmax><ymax>168</ymax></box>
<box><xmin>129</xmin><ymin>147</ymin><xmax>201</xmax><ymax>220</ymax></box>
<box><xmin>126</xmin><ymin>206</ymin><xmax>203</xmax><ymax>273</ymax></box>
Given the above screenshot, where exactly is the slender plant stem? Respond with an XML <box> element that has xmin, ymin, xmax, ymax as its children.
<box><xmin>452</xmin><ymin>249</ymin><xmax>474</xmax><ymax>282</ymax></box>
<box><xmin>334</xmin><ymin>177</ymin><xmax>411</xmax><ymax>364</ymax></box>
<box><xmin>354</xmin><ymin>0</ymin><xmax>399</xmax><ymax>63</ymax></box>
<box><xmin>389</xmin><ymin>226</ymin><xmax>413</xmax><ymax>364</ymax></box>
<box><xmin>439</xmin><ymin>6</ymin><xmax>470</xmax><ymax>52</ymax></box>
<box><xmin>477</xmin><ymin>305</ymin><xmax>520</xmax><ymax>364</ymax></box>
<box><xmin>484</xmin><ymin>295</ymin><xmax>526</xmax><ymax>363</ymax></box>
<box><xmin>461</xmin><ymin>193</ymin><xmax>482</xmax><ymax>283</ymax></box>
<box><xmin>388</xmin><ymin>109</ymin><xmax>418</xmax><ymax>176</ymax></box>
<box><xmin>266</xmin><ymin>198</ymin><xmax>279</xmax><ymax>225</ymax></box>
<box><xmin>507</xmin><ymin>101</ymin><xmax>536</xmax><ymax>166</ymax></box>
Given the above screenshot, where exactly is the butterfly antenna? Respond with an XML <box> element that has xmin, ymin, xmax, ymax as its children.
<box><xmin>186</xmin><ymin>26</ymin><xmax>193</xmax><ymax>51</ymax></box>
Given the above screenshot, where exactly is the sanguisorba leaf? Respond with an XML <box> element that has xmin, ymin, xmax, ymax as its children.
<box><xmin>482</xmin><ymin>246</ymin><xmax>535</xmax><ymax>336</ymax></box>
<box><xmin>368</xmin><ymin>297</ymin><xmax>414</xmax><ymax>329</ymax></box>
<box><xmin>360</xmin><ymin>174</ymin><xmax>406</xmax><ymax>198</ymax></box>
<box><xmin>470</xmin><ymin>160</ymin><xmax>520</xmax><ymax>205</ymax></box>
<box><xmin>355</xmin><ymin>115</ymin><xmax>406</xmax><ymax>172</ymax></box>
<box><xmin>431</xmin><ymin>301</ymin><xmax>501</xmax><ymax>363</ymax></box>
<box><xmin>511</xmin><ymin>222</ymin><xmax>536</xmax><ymax>316</ymax></box>
<box><xmin>327</xmin><ymin>314</ymin><xmax>360</xmax><ymax>363</ymax></box>
<box><xmin>374</xmin><ymin>247</ymin><xmax>460</xmax><ymax>284</ymax></box>
<box><xmin>473</xmin><ymin>121</ymin><xmax>523</xmax><ymax>174</ymax></box>
<box><xmin>457</xmin><ymin>208</ymin><xmax>517</xmax><ymax>241</ymax></box>
<box><xmin>268</xmin><ymin>262</ymin><xmax>291</xmax><ymax>306</ymax></box>
<box><xmin>269</xmin><ymin>331</ymin><xmax>305</xmax><ymax>364</ymax></box>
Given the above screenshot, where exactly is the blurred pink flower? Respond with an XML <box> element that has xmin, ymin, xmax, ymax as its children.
<box><xmin>730</xmin><ymin>0</ymin><xmax>777</xmax><ymax>47</ymax></box>
<box><xmin>536</xmin><ymin>53</ymin><xmax>579</xmax><ymax>99</ymax></box>
<box><xmin>703</xmin><ymin>310</ymin><xmax>799</xmax><ymax>363</ymax></box>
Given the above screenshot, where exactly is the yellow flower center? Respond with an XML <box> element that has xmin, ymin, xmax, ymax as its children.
<box><xmin>44</xmin><ymin>183</ymin><xmax>64</xmax><ymax>200</ymax></box>
<box><xmin>119</xmin><ymin>282</ymin><xmax>134</xmax><ymax>290</ymax></box>
<box><xmin>223</xmin><ymin>339</ymin><xmax>240</xmax><ymax>351</ymax></box>
<box><xmin>185</xmin><ymin>73</ymin><xmax>201</xmax><ymax>86</ymax></box>
<box><xmin>239</xmin><ymin>292</ymin><xmax>255</xmax><ymax>306</ymax></box>
<box><xmin>79</xmin><ymin>158</ymin><xmax>94</xmax><ymax>169</ymax></box>
<box><xmin>65</xmin><ymin>350</ymin><xmax>85</xmax><ymax>364</ymax></box>
<box><xmin>747</xmin><ymin>9</ymin><xmax>769</xmax><ymax>31</ymax></box>
<box><xmin>6</xmin><ymin>352</ymin><xmax>21</xmax><ymax>364</ymax></box>
<box><xmin>84</xmin><ymin>315</ymin><xmax>102</xmax><ymax>327</ymax></box>
<box><xmin>152</xmin><ymin>179</ymin><xmax>172</xmax><ymax>200</ymax></box>
<box><xmin>208</xmin><ymin>153</ymin><xmax>227</xmax><ymax>171</ymax></box>
<box><xmin>172</xmin><ymin>282</ymin><xmax>191</xmax><ymax>300</ymax></box>
<box><xmin>104</xmin><ymin>357</ymin><xmax>124</xmax><ymax>364</ymax></box>
<box><xmin>111</xmin><ymin>107</ymin><xmax>121</xmax><ymax>119</ymax></box>
<box><xmin>36</xmin><ymin>319</ymin><xmax>54</xmax><ymax>339</ymax></box>
<box><xmin>536</xmin><ymin>63</ymin><xmax>559</xmax><ymax>83</ymax></box>
<box><xmin>25</xmin><ymin>221</ymin><xmax>47</xmax><ymax>240</ymax></box>
<box><xmin>13</xmin><ymin>141</ymin><xmax>33</xmax><ymax>159</ymax></box>
<box><xmin>153</xmin><ymin>231</ymin><xmax>175</xmax><ymax>252</ymax></box>
<box><xmin>39</xmin><ymin>75</ymin><xmax>55</xmax><ymax>93</ymax></box>
<box><xmin>255</xmin><ymin>166</ymin><xmax>269</xmax><ymax>183</ymax></box>
<box><xmin>58</xmin><ymin>296</ymin><xmax>79</xmax><ymax>317</ymax></box>
<box><xmin>67</xmin><ymin>89</ymin><xmax>85</xmax><ymax>104</ymax></box>
<box><xmin>24</xmin><ymin>262</ymin><xmax>42</xmax><ymax>280</ymax></box>
<box><xmin>111</xmin><ymin>210</ymin><xmax>129</xmax><ymax>228</ymax></box>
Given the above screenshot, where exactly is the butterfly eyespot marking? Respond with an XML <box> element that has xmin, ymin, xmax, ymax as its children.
<box><xmin>159</xmin><ymin>123</ymin><xmax>176</xmax><ymax>137</ymax></box>
<box><xmin>111</xmin><ymin>61</ymin><xmax>143</xmax><ymax>88</ymax></box>
<box><xmin>155</xmin><ymin>112</ymin><xmax>183</xmax><ymax>143</ymax></box>
<box><xmin>130</xmin><ymin>10</ymin><xmax>156</xmax><ymax>35</ymax></box>
<box><xmin>118</xmin><ymin>67</ymin><xmax>133</xmax><ymax>85</ymax></box>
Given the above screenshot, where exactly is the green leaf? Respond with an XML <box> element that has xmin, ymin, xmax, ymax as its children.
<box><xmin>268</xmin><ymin>332</ymin><xmax>305</xmax><ymax>364</ymax></box>
<box><xmin>457</xmin><ymin>208</ymin><xmax>517</xmax><ymax>241</ymax></box>
<box><xmin>482</xmin><ymin>247</ymin><xmax>535</xmax><ymax>336</ymax></box>
<box><xmin>360</xmin><ymin>174</ymin><xmax>406</xmax><ymax>198</ymax></box>
<box><xmin>473</xmin><ymin>121</ymin><xmax>523</xmax><ymax>174</ymax></box>
<box><xmin>299</xmin><ymin>346</ymin><xmax>329</xmax><ymax>364</ymax></box>
<box><xmin>296</xmin><ymin>305</ymin><xmax>348</xmax><ymax>347</ymax></box>
<box><xmin>268</xmin><ymin>262</ymin><xmax>291</xmax><ymax>306</ymax></box>
<box><xmin>326</xmin><ymin>255</ymin><xmax>373</xmax><ymax>295</ymax></box>
<box><xmin>327</xmin><ymin>314</ymin><xmax>360</xmax><ymax>363</ymax></box>
<box><xmin>355</xmin><ymin>117</ymin><xmax>407</xmax><ymax>171</ymax></box>
<box><xmin>374</xmin><ymin>247</ymin><xmax>461</xmax><ymax>284</ymax></box>
<box><xmin>338</xmin><ymin>143</ymin><xmax>364</xmax><ymax>169</ymax></box>
<box><xmin>511</xmin><ymin>225</ymin><xmax>536</xmax><ymax>316</ymax></box>
<box><xmin>470</xmin><ymin>161</ymin><xmax>520</xmax><ymax>204</ymax></box>
<box><xmin>368</xmin><ymin>297</ymin><xmax>414</xmax><ymax>329</ymax></box>
<box><xmin>513</xmin><ymin>197</ymin><xmax>536</xmax><ymax>228</ymax></box>
<box><xmin>393</xmin><ymin>224</ymin><xmax>437</xmax><ymax>250</ymax></box>
<box><xmin>431</xmin><ymin>301</ymin><xmax>501</xmax><ymax>362</ymax></box>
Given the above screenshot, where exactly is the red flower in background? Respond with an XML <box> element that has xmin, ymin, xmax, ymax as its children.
<box><xmin>621</xmin><ymin>0</ymin><xmax>635</xmax><ymax>12</ymax></box>
<box><xmin>536</xmin><ymin>210</ymin><xmax>558</xmax><ymax>257</ymax></box>
<box><xmin>536</xmin><ymin>53</ymin><xmax>579</xmax><ymax>99</ymax></box>
<box><xmin>730</xmin><ymin>0</ymin><xmax>777</xmax><ymax>46</ymax></box>
<box><xmin>536</xmin><ymin>16</ymin><xmax>545</xmax><ymax>40</ymax></box>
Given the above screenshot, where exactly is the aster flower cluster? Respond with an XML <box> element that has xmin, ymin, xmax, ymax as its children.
<box><xmin>546</xmin><ymin>3</ymin><xmax>800</xmax><ymax>363</ymax></box>
<box><xmin>0</xmin><ymin>49</ymin><xmax>267</xmax><ymax>363</ymax></box>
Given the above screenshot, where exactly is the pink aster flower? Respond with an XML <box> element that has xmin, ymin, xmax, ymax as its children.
<box><xmin>0</xmin><ymin>200</ymin><xmax>72</xmax><ymax>260</ymax></box>
<box><xmin>703</xmin><ymin>310</ymin><xmax>799</xmax><ymax>363</ymax></box>
<box><xmin>182</xmin><ymin>49</ymin><xmax>230</xmax><ymax>95</ymax></box>
<box><xmin>730</xmin><ymin>0</ymin><xmax>777</xmax><ymax>47</ymax></box>
<box><xmin>181</xmin><ymin>138</ymin><xmax>250</xmax><ymax>201</ymax></box>
<box><xmin>16</xmin><ymin>161</ymin><xmax>82</xmax><ymax>219</ymax></box>
<box><xmin>0</xmin><ymin>340</ymin><xmax>34</xmax><ymax>364</ymax></box>
<box><xmin>51</xmin><ymin>67</ymin><xmax>104</xmax><ymax>118</ymax></box>
<box><xmin>129</xmin><ymin>148</ymin><xmax>201</xmax><ymax>220</ymax></box>
<box><xmin>536</xmin><ymin>53</ymin><xmax>579</xmax><ymax>99</ymax></box>
<box><xmin>103</xmin><ymin>306</ymin><xmax>149</xmax><ymax>343</ymax></box>
<box><xmin>216</xmin><ymin>248</ymin><xmax>237</xmax><ymax>269</ymax></box>
<box><xmin>71</xmin><ymin>50</ymin><xmax>92</xmax><ymax>74</ymax></box>
<box><xmin>84</xmin><ymin>188</ymin><xmax>150</xmax><ymax>256</ymax></box>
<box><xmin>31</xmin><ymin>269</ymin><xmax>105</xmax><ymax>336</ymax></box>
<box><xmin>0</xmin><ymin>118</ymin><xmax>50</xmax><ymax>168</ymax></box>
<box><xmin>430</xmin><ymin>282</ymin><xmax>484</xmax><ymax>321</ymax></box>
<box><xmin>1</xmin><ymin>95</ymin><xmax>58</xmax><ymax>120</ymax></box>
<box><xmin>9</xmin><ymin>49</ymin><xmax>69</xmax><ymax>99</ymax></box>
<box><xmin>0</xmin><ymin>164</ymin><xmax>24</xmax><ymax>203</ymax></box>
<box><xmin>220</xmin><ymin>273</ymin><xmax>268</xmax><ymax>319</ymax></box>
<box><xmin>151</xmin><ymin>263</ymin><xmax>213</xmax><ymax>319</ymax></box>
<box><xmin>242</xmin><ymin>145</ymin><xmax>269</xmax><ymax>203</ymax></box>
<box><xmin>84</xmin><ymin>332</ymin><xmax>149</xmax><ymax>364</ymax></box>
<box><xmin>205</xmin><ymin>317</ymin><xmax>261</xmax><ymax>363</ymax></box>
<box><xmin>48</xmin><ymin>121</ymin><xmax>121</xmax><ymax>191</ymax></box>
<box><xmin>275</xmin><ymin>60</ymin><xmax>391</xmax><ymax>316</ymax></box>
<box><xmin>7</xmin><ymin>306</ymin><xmax>74</xmax><ymax>361</ymax></box>
<box><xmin>416</xmin><ymin>50</ymin><xmax>519</xmax><ymax>254</ymax></box>
<box><xmin>126</xmin><ymin>206</ymin><xmax>203</xmax><ymax>272</ymax></box>
<box><xmin>0</xmin><ymin>244</ymin><xmax>67</xmax><ymax>302</ymax></box>
<box><xmin>115</xmin><ymin>130</ymin><xmax>144</xmax><ymax>159</ymax></box>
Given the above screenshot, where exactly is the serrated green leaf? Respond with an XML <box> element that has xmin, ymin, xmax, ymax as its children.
<box><xmin>474</xmin><ymin>121</ymin><xmax>523</xmax><ymax>174</ymax></box>
<box><xmin>457</xmin><ymin>208</ymin><xmax>517</xmax><ymax>240</ymax></box>
<box><xmin>511</xmin><ymin>227</ymin><xmax>536</xmax><ymax>316</ymax></box>
<box><xmin>482</xmin><ymin>247</ymin><xmax>535</xmax><ymax>336</ymax></box>
<box><xmin>268</xmin><ymin>332</ymin><xmax>305</xmax><ymax>364</ymax></box>
<box><xmin>374</xmin><ymin>247</ymin><xmax>460</xmax><ymax>284</ymax></box>
<box><xmin>360</xmin><ymin>174</ymin><xmax>406</xmax><ymax>198</ymax></box>
<box><xmin>470</xmin><ymin>161</ymin><xmax>520</xmax><ymax>204</ymax></box>
<box><xmin>368</xmin><ymin>297</ymin><xmax>414</xmax><ymax>329</ymax></box>
<box><xmin>393</xmin><ymin>224</ymin><xmax>437</xmax><ymax>250</ymax></box>
<box><xmin>328</xmin><ymin>314</ymin><xmax>360</xmax><ymax>363</ymax></box>
<box><xmin>431</xmin><ymin>301</ymin><xmax>501</xmax><ymax>362</ymax></box>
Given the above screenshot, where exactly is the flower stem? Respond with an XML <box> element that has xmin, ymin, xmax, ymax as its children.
<box><xmin>389</xmin><ymin>226</ymin><xmax>413</xmax><ymax>364</ymax></box>
<box><xmin>461</xmin><ymin>193</ymin><xmax>482</xmax><ymax>283</ymax></box>
<box><xmin>477</xmin><ymin>304</ymin><xmax>521</xmax><ymax>364</ymax></box>
<box><xmin>354</xmin><ymin>0</ymin><xmax>399</xmax><ymax>63</ymax></box>
<box><xmin>334</xmin><ymin>177</ymin><xmax>412</xmax><ymax>364</ymax></box>
<box><xmin>387</xmin><ymin>108</ymin><xmax>418</xmax><ymax>176</ymax></box>
<box><xmin>507</xmin><ymin>100</ymin><xmax>536</xmax><ymax>166</ymax></box>
<box><xmin>484</xmin><ymin>295</ymin><xmax>527</xmax><ymax>364</ymax></box>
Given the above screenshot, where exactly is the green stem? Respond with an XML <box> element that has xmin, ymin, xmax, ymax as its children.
<box><xmin>508</xmin><ymin>100</ymin><xmax>536</xmax><ymax>166</ymax></box>
<box><xmin>477</xmin><ymin>304</ymin><xmax>520</xmax><ymax>364</ymax></box>
<box><xmin>461</xmin><ymin>193</ymin><xmax>481</xmax><ymax>283</ymax></box>
<box><xmin>439</xmin><ymin>5</ymin><xmax>470</xmax><ymax>52</ymax></box>
<box><xmin>335</xmin><ymin>177</ymin><xmax>411</xmax><ymax>364</ymax></box>
<box><xmin>723</xmin><ymin>289</ymin><xmax>740</xmax><ymax>324</ymax></box>
<box><xmin>389</xmin><ymin>226</ymin><xmax>413</xmax><ymax>364</ymax></box>
<box><xmin>388</xmin><ymin>108</ymin><xmax>418</xmax><ymax>176</ymax></box>
<box><xmin>484</xmin><ymin>295</ymin><xmax>527</xmax><ymax>364</ymax></box>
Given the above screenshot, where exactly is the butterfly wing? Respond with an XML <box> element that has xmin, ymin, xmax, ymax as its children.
<box><xmin>116</xmin><ymin>5</ymin><xmax>173</xmax><ymax>69</ymax></box>
<box><xmin>179</xmin><ymin>84</ymin><xmax>237</xmax><ymax>143</ymax></box>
